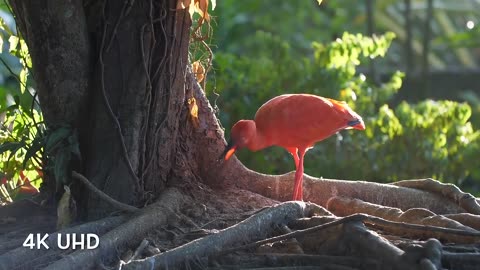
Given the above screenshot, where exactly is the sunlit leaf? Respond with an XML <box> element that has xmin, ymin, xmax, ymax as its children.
<box><xmin>177</xmin><ymin>0</ymin><xmax>212</xmax><ymax>22</ymax></box>
<box><xmin>19</xmin><ymin>40</ymin><xmax>32</xmax><ymax>68</ymax></box>
<box><xmin>19</xmin><ymin>68</ymin><xmax>27</xmax><ymax>94</ymax></box>
<box><xmin>0</xmin><ymin>18</ymin><xmax>13</xmax><ymax>35</ymax></box>
<box><xmin>194</xmin><ymin>0</ymin><xmax>210</xmax><ymax>21</ymax></box>
<box><xmin>188</xmin><ymin>97</ymin><xmax>200</xmax><ymax>128</ymax></box>
<box><xmin>8</xmin><ymin>35</ymin><xmax>19</xmax><ymax>54</ymax></box>
<box><xmin>192</xmin><ymin>61</ymin><xmax>205</xmax><ymax>83</ymax></box>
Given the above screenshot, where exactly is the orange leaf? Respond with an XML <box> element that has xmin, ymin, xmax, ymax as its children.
<box><xmin>177</xmin><ymin>0</ymin><xmax>195</xmax><ymax>19</ymax></box>
<box><xmin>194</xmin><ymin>0</ymin><xmax>210</xmax><ymax>21</ymax></box>
<box><xmin>188</xmin><ymin>97</ymin><xmax>200</xmax><ymax>128</ymax></box>
<box><xmin>192</xmin><ymin>61</ymin><xmax>205</xmax><ymax>83</ymax></box>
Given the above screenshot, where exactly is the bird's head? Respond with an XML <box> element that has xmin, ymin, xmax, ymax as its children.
<box><xmin>221</xmin><ymin>120</ymin><xmax>256</xmax><ymax>161</ymax></box>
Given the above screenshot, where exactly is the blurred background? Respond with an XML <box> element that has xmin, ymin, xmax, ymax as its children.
<box><xmin>202</xmin><ymin>0</ymin><xmax>480</xmax><ymax>194</ymax></box>
<box><xmin>0</xmin><ymin>0</ymin><xmax>479</xmax><ymax>202</ymax></box>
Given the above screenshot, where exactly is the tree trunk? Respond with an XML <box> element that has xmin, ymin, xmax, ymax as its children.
<box><xmin>8</xmin><ymin>0</ymin><xmax>212</xmax><ymax>220</ymax></box>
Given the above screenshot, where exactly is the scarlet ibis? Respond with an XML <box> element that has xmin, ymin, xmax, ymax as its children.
<box><xmin>222</xmin><ymin>94</ymin><xmax>365</xmax><ymax>201</ymax></box>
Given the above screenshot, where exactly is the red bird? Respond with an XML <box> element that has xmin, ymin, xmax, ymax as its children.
<box><xmin>222</xmin><ymin>94</ymin><xmax>365</xmax><ymax>201</ymax></box>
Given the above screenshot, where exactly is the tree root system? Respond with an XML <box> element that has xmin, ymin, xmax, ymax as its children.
<box><xmin>1</xmin><ymin>178</ymin><xmax>480</xmax><ymax>270</ymax></box>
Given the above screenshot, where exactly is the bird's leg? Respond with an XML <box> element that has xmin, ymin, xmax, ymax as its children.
<box><xmin>286</xmin><ymin>147</ymin><xmax>299</xmax><ymax>169</ymax></box>
<box><xmin>292</xmin><ymin>148</ymin><xmax>306</xmax><ymax>201</ymax></box>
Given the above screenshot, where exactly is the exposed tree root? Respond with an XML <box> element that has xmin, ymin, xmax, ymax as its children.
<box><xmin>392</xmin><ymin>178</ymin><xmax>480</xmax><ymax>214</ymax></box>
<box><xmin>211</xmin><ymin>253</ymin><xmax>379</xmax><ymax>270</ymax></box>
<box><xmin>327</xmin><ymin>196</ymin><xmax>477</xmax><ymax>231</ymax></box>
<box><xmin>42</xmin><ymin>188</ymin><xmax>186</xmax><ymax>270</ymax></box>
<box><xmin>442</xmin><ymin>252</ymin><xmax>480</xmax><ymax>270</ymax></box>
<box><xmin>344</xmin><ymin>222</ymin><xmax>442</xmax><ymax>270</ymax></box>
<box><xmin>219</xmin><ymin>214</ymin><xmax>368</xmax><ymax>256</ymax></box>
<box><xmin>2</xmin><ymin>185</ymin><xmax>480</xmax><ymax>269</ymax></box>
<box><xmin>208</xmin><ymin>212</ymin><xmax>450</xmax><ymax>269</ymax></box>
<box><xmin>444</xmin><ymin>213</ymin><xmax>480</xmax><ymax>231</ymax></box>
<box><xmin>0</xmin><ymin>216</ymin><xmax>126</xmax><ymax>270</ymax></box>
<box><xmin>293</xmin><ymin>214</ymin><xmax>480</xmax><ymax>244</ymax></box>
<box><xmin>122</xmin><ymin>201</ymin><xmax>310</xmax><ymax>270</ymax></box>
<box><xmin>277</xmin><ymin>225</ymin><xmax>304</xmax><ymax>254</ymax></box>
<box><xmin>209</xmin><ymin>266</ymin><xmax>359</xmax><ymax>270</ymax></box>
<box><xmin>226</xmin><ymin>165</ymin><xmax>468</xmax><ymax>214</ymax></box>
<box><xmin>122</xmin><ymin>239</ymin><xmax>150</xmax><ymax>264</ymax></box>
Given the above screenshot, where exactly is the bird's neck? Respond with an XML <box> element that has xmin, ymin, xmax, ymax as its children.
<box><xmin>247</xmin><ymin>131</ymin><xmax>268</xmax><ymax>152</ymax></box>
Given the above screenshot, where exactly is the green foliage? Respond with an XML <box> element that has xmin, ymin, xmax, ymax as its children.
<box><xmin>212</xmin><ymin>0</ymin><xmax>365</xmax><ymax>56</ymax></box>
<box><xmin>0</xmin><ymin>104</ymin><xmax>44</xmax><ymax>202</ymax></box>
<box><xmin>0</xmin><ymin>11</ymin><xmax>42</xmax><ymax>203</ymax></box>
<box><xmin>43</xmin><ymin>125</ymin><xmax>81</xmax><ymax>187</ymax></box>
<box><xmin>211</xmin><ymin>31</ymin><xmax>480</xmax><ymax>187</ymax></box>
<box><xmin>0</xmin><ymin>10</ymin><xmax>82</xmax><ymax>203</ymax></box>
<box><xmin>0</xmin><ymin>18</ymin><xmax>31</xmax><ymax>94</ymax></box>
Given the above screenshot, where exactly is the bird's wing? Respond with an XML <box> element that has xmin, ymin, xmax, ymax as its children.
<box><xmin>254</xmin><ymin>94</ymin><xmax>354</xmax><ymax>147</ymax></box>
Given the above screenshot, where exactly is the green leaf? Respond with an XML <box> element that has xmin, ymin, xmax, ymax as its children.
<box><xmin>0</xmin><ymin>18</ymin><xmax>13</xmax><ymax>35</ymax></box>
<box><xmin>45</xmin><ymin>127</ymin><xmax>70</xmax><ymax>153</ymax></box>
<box><xmin>19</xmin><ymin>68</ymin><xmax>28</xmax><ymax>93</ymax></box>
<box><xmin>19</xmin><ymin>40</ymin><xmax>32</xmax><ymax>68</ymax></box>
<box><xmin>4</xmin><ymin>141</ymin><xmax>26</xmax><ymax>163</ymax></box>
<box><xmin>0</xmin><ymin>141</ymin><xmax>24</xmax><ymax>155</ymax></box>
<box><xmin>8</xmin><ymin>35</ymin><xmax>19</xmax><ymax>54</ymax></box>
<box><xmin>23</xmin><ymin>136</ymin><xmax>44</xmax><ymax>169</ymax></box>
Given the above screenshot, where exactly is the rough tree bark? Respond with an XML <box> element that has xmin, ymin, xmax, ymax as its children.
<box><xmin>1</xmin><ymin>0</ymin><xmax>480</xmax><ymax>269</ymax></box>
<box><xmin>9</xmin><ymin>0</ymin><xmax>200</xmax><ymax>219</ymax></box>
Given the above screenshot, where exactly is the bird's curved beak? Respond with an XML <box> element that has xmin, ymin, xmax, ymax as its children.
<box><xmin>220</xmin><ymin>140</ymin><xmax>238</xmax><ymax>161</ymax></box>
<box><xmin>347</xmin><ymin>119</ymin><xmax>365</xmax><ymax>130</ymax></box>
